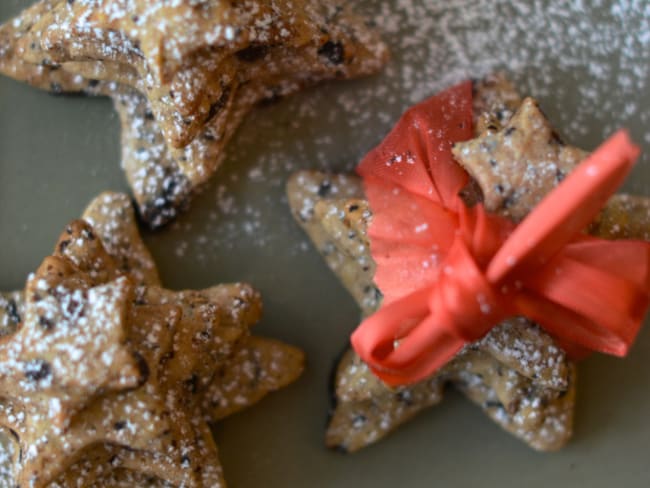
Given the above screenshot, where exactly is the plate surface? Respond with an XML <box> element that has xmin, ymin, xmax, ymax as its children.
<box><xmin>2</xmin><ymin>1</ymin><xmax>650</xmax><ymax>487</ymax></box>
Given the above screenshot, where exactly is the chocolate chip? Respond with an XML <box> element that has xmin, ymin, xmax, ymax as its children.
<box><xmin>502</xmin><ymin>195</ymin><xmax>517</xmax><ymax>209</ymax></box>
<box><xmin>24</xmin><ymin>360</ymin><xmax>51</xmax><ymax>382</ymax></box>
<box><xmin>184</xmin><ymin>374</ymin><xmax>198</xmax><ymax>394</ymax></box>
<box><xmin>504</xmin><ymin>127</ymin><xmax>516</xmax><ymax>136</ymax></box>
<box><xmin>235</xmin><ymin>44</ymin><xmax>269</xmax><ymax>62</ymax></box>
<box><xmin>114</xmin><ymin>420</ymin><xmax>126</xmax><ymax>430</ymax></box>
<box><xmin>317</xmin><ymin>180</ymin><xmax>332</xmax><ymax>197</ymax></box>
<box><xmin>348</xmin><ymin>204</ymin><xmax>359</xmax><ymax>212</ymax></box>
<box><xmin>205</xmin><ymin>88</ymin><xmax>231</xmax><ymax>123</ymax></box>
<box><xmin>180</xmin><ymin>454</ymin><xmax>191</xmax><ymax>467</ymax></box>
<box><xmin>138</xmin><ymin>172</ymin><xmax>190</xmax><ymax>229</ymax></box>
<box><xmin>550</xmin><ymin>130</ymin><xmax>565</xmax><ymax>146</ymax></box>
<box><xmin>81</xmin><ymin>228</ymin><xmax>95</xmax><ymax>241</ymax></box>
<box><xmin>38</xmin><ymin>316</ymin><xmax>54</xmax><ymax>331</ymax></box>
<box><xmin>132</xmin><ymin>352</ymin><xmax>150</xmax><ymax>386</ymax></box>
<box><xmin>318</xmin><ymin>41</ymin><xmax>345</xmax><ymax>65</ymax></box>
<box><xmin>5</xmin><ymin>300</ymin><xmax>21</xmax><ymax>326</ymax></box>
<box><xmin>58</xmin><ymin>240</ymin><xmax>71</xmax><ymax>253</ymax></box>
<box><xmin>159</xmin><ymin>351</ymin><xmax>175</xmax><ymax>367</ymax></box>
<box><xmin>253</xmin><ymin>359</ymin><xmax>263</xmax><ymax>387</ymax></box>
<box><xmin>396</xmin><ymin>390</ymin><xmax>414</xmax><ymax>406</ymax></box>
<box><xmin>65</xmin><ymin>297</ymin><xmax>84</xmax><ymax>319</ymax></box>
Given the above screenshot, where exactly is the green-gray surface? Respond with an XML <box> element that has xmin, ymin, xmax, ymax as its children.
<box><xmin>1</xmin><ymin>0</ymin><xmax>650</xmax><ymax>487</ymax></box>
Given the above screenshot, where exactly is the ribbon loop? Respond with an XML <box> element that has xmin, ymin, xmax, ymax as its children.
<box><xmin>352</xmin><ymin>81</ymin><xmax>650</xmax><ymax>386</ymax></box>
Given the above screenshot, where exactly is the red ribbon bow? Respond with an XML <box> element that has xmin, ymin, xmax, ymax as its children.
<box><xmin>351</xmin><ymin>81</ymin><xmax>650</xmax><ymax>387</ymax></box>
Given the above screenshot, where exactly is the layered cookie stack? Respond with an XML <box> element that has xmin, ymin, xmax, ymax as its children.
<box><xmin>0</xmin><ymin>193</ymin><xmax>304</xmax><ymax>487</ymax></box>
<box><xmin>0</xmin><ymin>0</ymin><xmax>388</xmax><ymax>227</ymax></box>
<box><xmin>287</xmin><ymin>74</ymin><xmax>650</xmax><ymax>453</ymax></box>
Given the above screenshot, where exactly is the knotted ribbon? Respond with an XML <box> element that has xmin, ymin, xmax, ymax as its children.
<box><xmin>351</xmin><ymin>80</ymin><xmax>650</xmax><ymax>386</ymax></box>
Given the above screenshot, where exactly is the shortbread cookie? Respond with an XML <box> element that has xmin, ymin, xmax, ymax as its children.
<box><xmin>0</xmin><ymin>193</ymin><xmax>304</xmax><ymax>487</ymax></box>
<box><xmin>287</xmin><ymin>75</ymin><xmax>650</xmax><ymax>453</ymax></box>
<box><xmin>0</xmin><ymin>0</ymin><xmax>388</xmax><ymax>227</ymax></box>
<box><xmin>327</xmin><ymin>347</ymin><xmax>576</xmax><ymax>453</ymax></box>
<box><xmin>453</xmin><ymin>97</ymin><xmax>588</xmax><ymax>221</ymax></box>
<box><xmin>288</xmin><ymin>170</ymin><xmax>574</xmax><ymax>452</ymax></box>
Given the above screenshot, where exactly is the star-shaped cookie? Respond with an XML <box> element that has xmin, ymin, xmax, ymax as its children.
<box><xmin>0</xmin><ymin>0</ymin><xmax>388</xmax><ymax>227</ymax></box>
<box><xmin>286</xmin><ymin>75</ymin><xmax>650</xmax><ymax>453</ymax></box>
<box><xmin>287</xmin><ymin>170</ymin><xmax>576</xmax><ymax>453</ymax></box>
<box><xmin>0</xmin><ymin>192</ymin><xmax>304</xmax><ymax>487</ymax></box>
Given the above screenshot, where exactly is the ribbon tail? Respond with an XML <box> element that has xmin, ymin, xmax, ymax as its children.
<box><xmin>520</xmin><ymin>239</ymin><xmax>650</xmax><ymax>355</ymax></box>
<box><xmin>488</xmin><ymin>130</ymin><xmax>641</xmax><ymax>283</ymax></box>
<box><xmin>515</xmin><ymin>293</ymin><xmax>635</xmax><ymax>357</ymax></box>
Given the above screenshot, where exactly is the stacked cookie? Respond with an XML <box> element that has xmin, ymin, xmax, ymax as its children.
<box><xmin>0</xmin><ymin>0</ymin><xmax>388</xmax><ymax>227</ymax></box>
<box><xmin>287</xmin><ymin>74</ymin><xmax>650</xmax><ymax>452</ymax></box>
<box><xmin>0</xmin><ymin>193</ymin><xmax>304</xmax><ymax>487</ymax></box>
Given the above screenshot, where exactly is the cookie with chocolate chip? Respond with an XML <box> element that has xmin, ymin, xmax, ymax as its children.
<box><xmin>0</xmin><ymin>0</ymin><xmax>388</xmax><ymax>227</ymax></box>
<box><xmin>287</xmin><ymin>75</ymin><xmax>650</xmax><ymax>453</ymax></box>
<box><xmin>0</xmin><ymin>192</ymin><xmax>304</xmax><ymax>487</ymax></box>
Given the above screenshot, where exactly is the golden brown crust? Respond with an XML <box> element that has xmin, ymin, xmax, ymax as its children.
<box><xmin>286</xmin><ymin>171</ymin><xmax>380</xmax><ymax>316</ymax></box>
<box><xmin>472</xmin><ymin>72</ymin><xmax>523</xmax><ymax>135</ymax></box>
<box><xmin>289</xmin><ymin>73</ymin><xmax>650</xmax><ymax>453</ymax></box>
<box><xmin>205</xmin><ymin>336</ymin><xmax>305</xmax><ymax>421</ymax></box>
<box><xmin>453</xmin><ymin>97</ymin><xmax>588</xmax><ymax>221</ymax></box>
<box><xmin>0</xmin><ymin>0</ymin><xmax>388</xmax><ymax>227</ymax></box>
<box><xmin>81</xmin><ymin>192</ymin><xmax>162</xmax><ymax>286</ymax></box>
<box><xmin>287</xmin><ymin>168</ymin><xmax>575</xmax><ymax>452</ymax></box>
<box><xmin>590</xmin><ymin>193</ymin><xmax>650</xmax><ymax>240</ymax></box>
<box><xmin>0</xmin><ymin>193</ymin><xmax>303</xmax><ymax>487</ymax></box>
<box><xmin>326</xmin><ymin>348</ymin><xmax>575</xmax><ymax>453</ymax></box>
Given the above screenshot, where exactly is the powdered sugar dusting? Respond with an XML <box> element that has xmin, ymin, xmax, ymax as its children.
<box><xmin>167</xmin><ymin>0</ymin><xmax>650</xmax><ymax>260</ymax></box>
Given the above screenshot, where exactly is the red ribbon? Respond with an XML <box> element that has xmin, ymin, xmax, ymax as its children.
<box><xmin>351</xmin><ymin>81</ymin><xmax>650</xmax><ymax>386</ymax></box>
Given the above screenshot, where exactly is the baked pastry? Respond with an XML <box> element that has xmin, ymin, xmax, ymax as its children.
<box><xmin>0</xmin><ymin>192</ymin><xmax>304</xmax><ymax>487</ymax></box>
<box><xmin>287</xmin><ymin>74</ymin><xmax>650</xmax><ymax>453</ymax></box>
<box><xmin>0</xmin><ymin>0</ymin><xmax>388</xmax><ymax>227</ymax></box>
